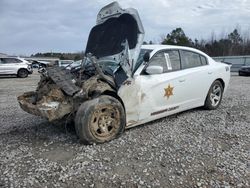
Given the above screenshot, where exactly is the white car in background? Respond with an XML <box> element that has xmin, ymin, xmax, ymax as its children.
<box><xmin>18</xmin><ymin>2</ymin><xmax>231</xmax><ymax>144</ymax></box>
<box><xmin>31</xmin><ymin>60</ymin><xmax>52</xmax><ymax>68</ymax></box>
<box><xmin>58</xmin><ymin>60</ymin><xmax>74</xmax><ymax>67</ymax></box>
<box><xmin>0</xmin><ymin>57</ymin><xmax>33</xmax><ymax>78</ymax></box>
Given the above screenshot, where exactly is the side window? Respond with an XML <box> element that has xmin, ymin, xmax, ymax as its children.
<box><xmin>2</xmin><ymin>58</ymin><xmax>20</xmax><ymax>64</ymax></box>
<box><xmin>1</xmin><ymin>58</ymin><xmax>8</xmax><ymax>64</ymax></box>
<box><xmin>181</xmin><ymin>51</ymin><xmax>203</xmax><ymax>69</ymax></box>
<box><xmin>148</xmin><ymin>52</ymin><xmax>168</xmax><ymax>72</ymax></box>
<box><xmin>148</xmin><ymin>50</ymin><xmax>181</xmax><ymax>73</ymax></box>
<box><xmin>166</xmin><ymin>50</ymin><xmax>181</xmax><ymax>71</ymax></box>
<box><xmin>3</xmin><ymin>58</ymin><xmax>12</xmax><ymax>63</ymax></box>
<box><xmin>200</xmin><ymin>55</ymin><xmax>207</xmax><ymax>65</ymax></box>
<box><xmin>15</xmin><ymin>59</ymin><xmax>22</xmax><ymax>63</ymax></box>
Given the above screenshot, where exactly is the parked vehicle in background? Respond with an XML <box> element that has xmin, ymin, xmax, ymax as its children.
<box><xmin>31</xmin><ymin>60</ymin><xmax>52</xmax><ymax>69</ymax></box>
<box><xmin>239</xmin><ymin>66</ymin><xmax>250</xmax><ymax>76</ymax></box>
<box><xmin>0</xmin><ymin>57</ymin><xmax>33</xmax><ymax>78</ymax></box>
<box><xmin>63</xmin><ymin>60</ymin><xmax>82</xmax><ymax>71</ymax></box>
<box><xmin>57</xmin><ymin>60</ymin><xmax>74</xmax><ymax>67</ymax></box>
<box><xmin>68</xmin><ymin>60</ymin><xmax>82</xmax><ymax>68</ymax></box>
<box><xmin>213</xmin><ymin>55</ymin><xmax>250</xmax><ymax>72</ymax></box>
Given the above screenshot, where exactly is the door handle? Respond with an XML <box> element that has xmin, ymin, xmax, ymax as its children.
<box><xmin>208</xmin><ymin>71</ymin><xmax>213</xmax><ymax>74</ymax></box>
<box><xmin>179</xmin><ymin>79</ymin><xmax>185</xmax><ymax>83</ymax></box>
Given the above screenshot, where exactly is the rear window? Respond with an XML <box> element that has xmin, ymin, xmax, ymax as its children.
<box><xmin>181</xmin><ymin>51</ymin><xmax>207</xmax><ymax>69</ymax></box>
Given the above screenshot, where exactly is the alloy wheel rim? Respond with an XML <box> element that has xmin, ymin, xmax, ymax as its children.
<box><xmin>210</xmin><ymin>84</ymin><xmax>222</xmax><ymax>107</ymax></box>
<box><xmin>90</xmin><ymin>105</ymin><xmax>120</xmax><ymax>141</ymax></box>
<box><xmin>20</xmin><ymin>70</ymin><xmax>26</xmax><ymax>77</ymax></box>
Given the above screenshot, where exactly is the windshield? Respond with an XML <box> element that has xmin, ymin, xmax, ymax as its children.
<box><xmin>61</xmin><ymin>62</ymin><xmax>69</xmax><ymax>65</ymax></box>
<box><xmin>133</xmin><ymin>49</ymin><xmax>152</xmax><ymax>73</ymax></box>
<box><xmin>98</xmin><ymin>59</ymin><xmax>119</xmax><ymax>72</ymax></box>
<box><xmin>66</xmin><ymin>61</ymin><xmax>81</xmax><ymax>68</ymax></box>
<box><xmin>81</xmin><ymin>57</ymin><xmax>119</xmax><ymax>73</ymax></box>
<box><xmin>82</xmin><ymin>49</ymin><xmax>152</xmax><ymax>75</ymax></box>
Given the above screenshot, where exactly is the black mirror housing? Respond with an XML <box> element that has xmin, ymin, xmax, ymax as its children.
<box><xmin>143</xmin><ymin>52</ymin><xmax>150</xmax><ymax>62</ymax></box>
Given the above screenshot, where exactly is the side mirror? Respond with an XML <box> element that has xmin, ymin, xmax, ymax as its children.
<box><xmin>143</xmin><ymin>52</ymin><xmax>150</xmax><ymax>62</ymax></box>
<box><xmin>146</xmin><ymin>65</ymin><xmax>163</xmax><ymax>74</ymax></box>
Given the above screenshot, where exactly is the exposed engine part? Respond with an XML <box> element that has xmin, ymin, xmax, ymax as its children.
<box><xmin>47</xmin><ymin>67</ymin><xmax>80</xmax><ymax>96</ymax></box>
<box><xmin>87</xmin><ymin>53</ymin><xmax>117</xmax><ymax>89</ymax></box>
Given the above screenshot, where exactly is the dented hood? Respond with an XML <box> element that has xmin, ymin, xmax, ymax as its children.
<box><xmin>85</xmin><ymin>2</ymin><xmax>144</xmax><ymax>74</ymax></box>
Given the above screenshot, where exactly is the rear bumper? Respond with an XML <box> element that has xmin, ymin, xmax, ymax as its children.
<box><xmin>239</xmin><ymin>70</ymin><xmax>250</xmax><ymax>75</ymax></box>
<box><xmin>17</xmin><ymin>91</ymin><xmax>72</xmax><ymax>121</ymax></box>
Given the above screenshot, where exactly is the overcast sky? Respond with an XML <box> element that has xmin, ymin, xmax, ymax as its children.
<box><xmin>1</xmin><ymin>0</ymin><xmax>250</xmax><ymax>56</ymax></box>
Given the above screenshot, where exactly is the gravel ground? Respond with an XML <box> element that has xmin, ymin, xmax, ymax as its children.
<box><xmin>0</xmin><ymin>72</ymin><xmax>249</xmax><ymax>188</ymax></box>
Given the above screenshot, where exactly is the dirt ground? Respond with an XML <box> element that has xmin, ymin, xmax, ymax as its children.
<box><xmin>0</xmin><ymin>71</ymin><xmax>249</xmax><ymax>187</ymax></box>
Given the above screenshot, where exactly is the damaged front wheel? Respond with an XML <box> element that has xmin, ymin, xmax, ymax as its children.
<box><xmin>75</xmin><ymin>95</ymin><xmax>125</xmax><ymax>144</ymax></box>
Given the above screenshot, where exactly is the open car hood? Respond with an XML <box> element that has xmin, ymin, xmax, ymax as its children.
<box><xmin>85</xmin><ymin>1</ymin><xmax>145</xmax><ymax>77</ymax></box>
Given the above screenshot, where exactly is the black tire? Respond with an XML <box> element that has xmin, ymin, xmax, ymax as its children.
<box><xmin>75</xmin><ymin>95</ymin><xmax>126</xmax><ymax>144</ymax></box>
<box><xmin>17</xmin><ymin>69</ymin><xmax>28</xmax><ymax>78</ymax></box>
<box><xmin>239</xmin><ymin>71</ymin><xmax>244</xmax><ymax>76</ymax></box>
<box><xmin>204</xmin><ymin>80</ymin><xmax>224</xmax><ymax>110</ymax></box>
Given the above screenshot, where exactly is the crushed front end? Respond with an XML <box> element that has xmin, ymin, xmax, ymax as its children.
<box><xmin>18</xmin><ymin>67</ymin><xmax>76</xmax><ymax>121</ymax></box>
<box><xmin>17</xmin><ymin>1</ymin><xmax>145</xmax><ymax>122</ymax></box>
<box><xmin>17</xmin><ymin>57</ymin><xmax>116</xmax><ymax>121</ymax></box>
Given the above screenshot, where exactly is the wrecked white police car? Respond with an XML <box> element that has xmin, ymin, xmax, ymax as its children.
<box><xmin>18</xmin><ymin>2</ymin><xmax>231</xmax><ymax>144</ymax></box>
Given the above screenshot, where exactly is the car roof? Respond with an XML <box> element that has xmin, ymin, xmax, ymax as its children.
<box><xmin>141</xmin><ymin>44</ymin><xmax>209</xmax><ymax>57</ymax></box>
<box><xmin>1</xmin><ymin>56</ymin><xmax>18</xmax><ymax>59</ymax></box>
<box><xmin>1</xmin><ymin>56</ymin><xmax>25</xmax><ymax>61</ymax></box>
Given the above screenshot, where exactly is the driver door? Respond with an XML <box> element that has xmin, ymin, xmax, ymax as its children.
<box><xmin>137</xmin><ymin>50</ymin><xmax>187</xmax><ymax>122</ymax></box>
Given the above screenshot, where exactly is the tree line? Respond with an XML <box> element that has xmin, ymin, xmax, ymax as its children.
<box><xmin>159</xmin><ymin>27</ymin><xmax>250</xmax><ymax>57</ymax></box>
<box><xmin>31</xmin><ymin>52</ymin><xmax>84</xmax><ymax>61</ymax></box>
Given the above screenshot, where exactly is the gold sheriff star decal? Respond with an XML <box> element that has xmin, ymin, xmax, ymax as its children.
<box><xmin>164</xmin><ymin>84</ymin><xmax>174</xmax><ymax>99</ymax></box>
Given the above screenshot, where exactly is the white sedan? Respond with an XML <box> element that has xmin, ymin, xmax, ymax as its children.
<box><xmin>118</xmin><ymin>45</ymin><xmax>231</xmax><ymax>128</ymax></box>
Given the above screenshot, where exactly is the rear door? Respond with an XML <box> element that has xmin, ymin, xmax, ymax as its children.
<box><xmin>177</xmin><ymin>50</ymin><xmax>214</xmax><ymax>107</ymax></box>
<box><xmin>2</xmin><ymin>58</ymin><xmax>21</xmax><ymax>74</ymax></box>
